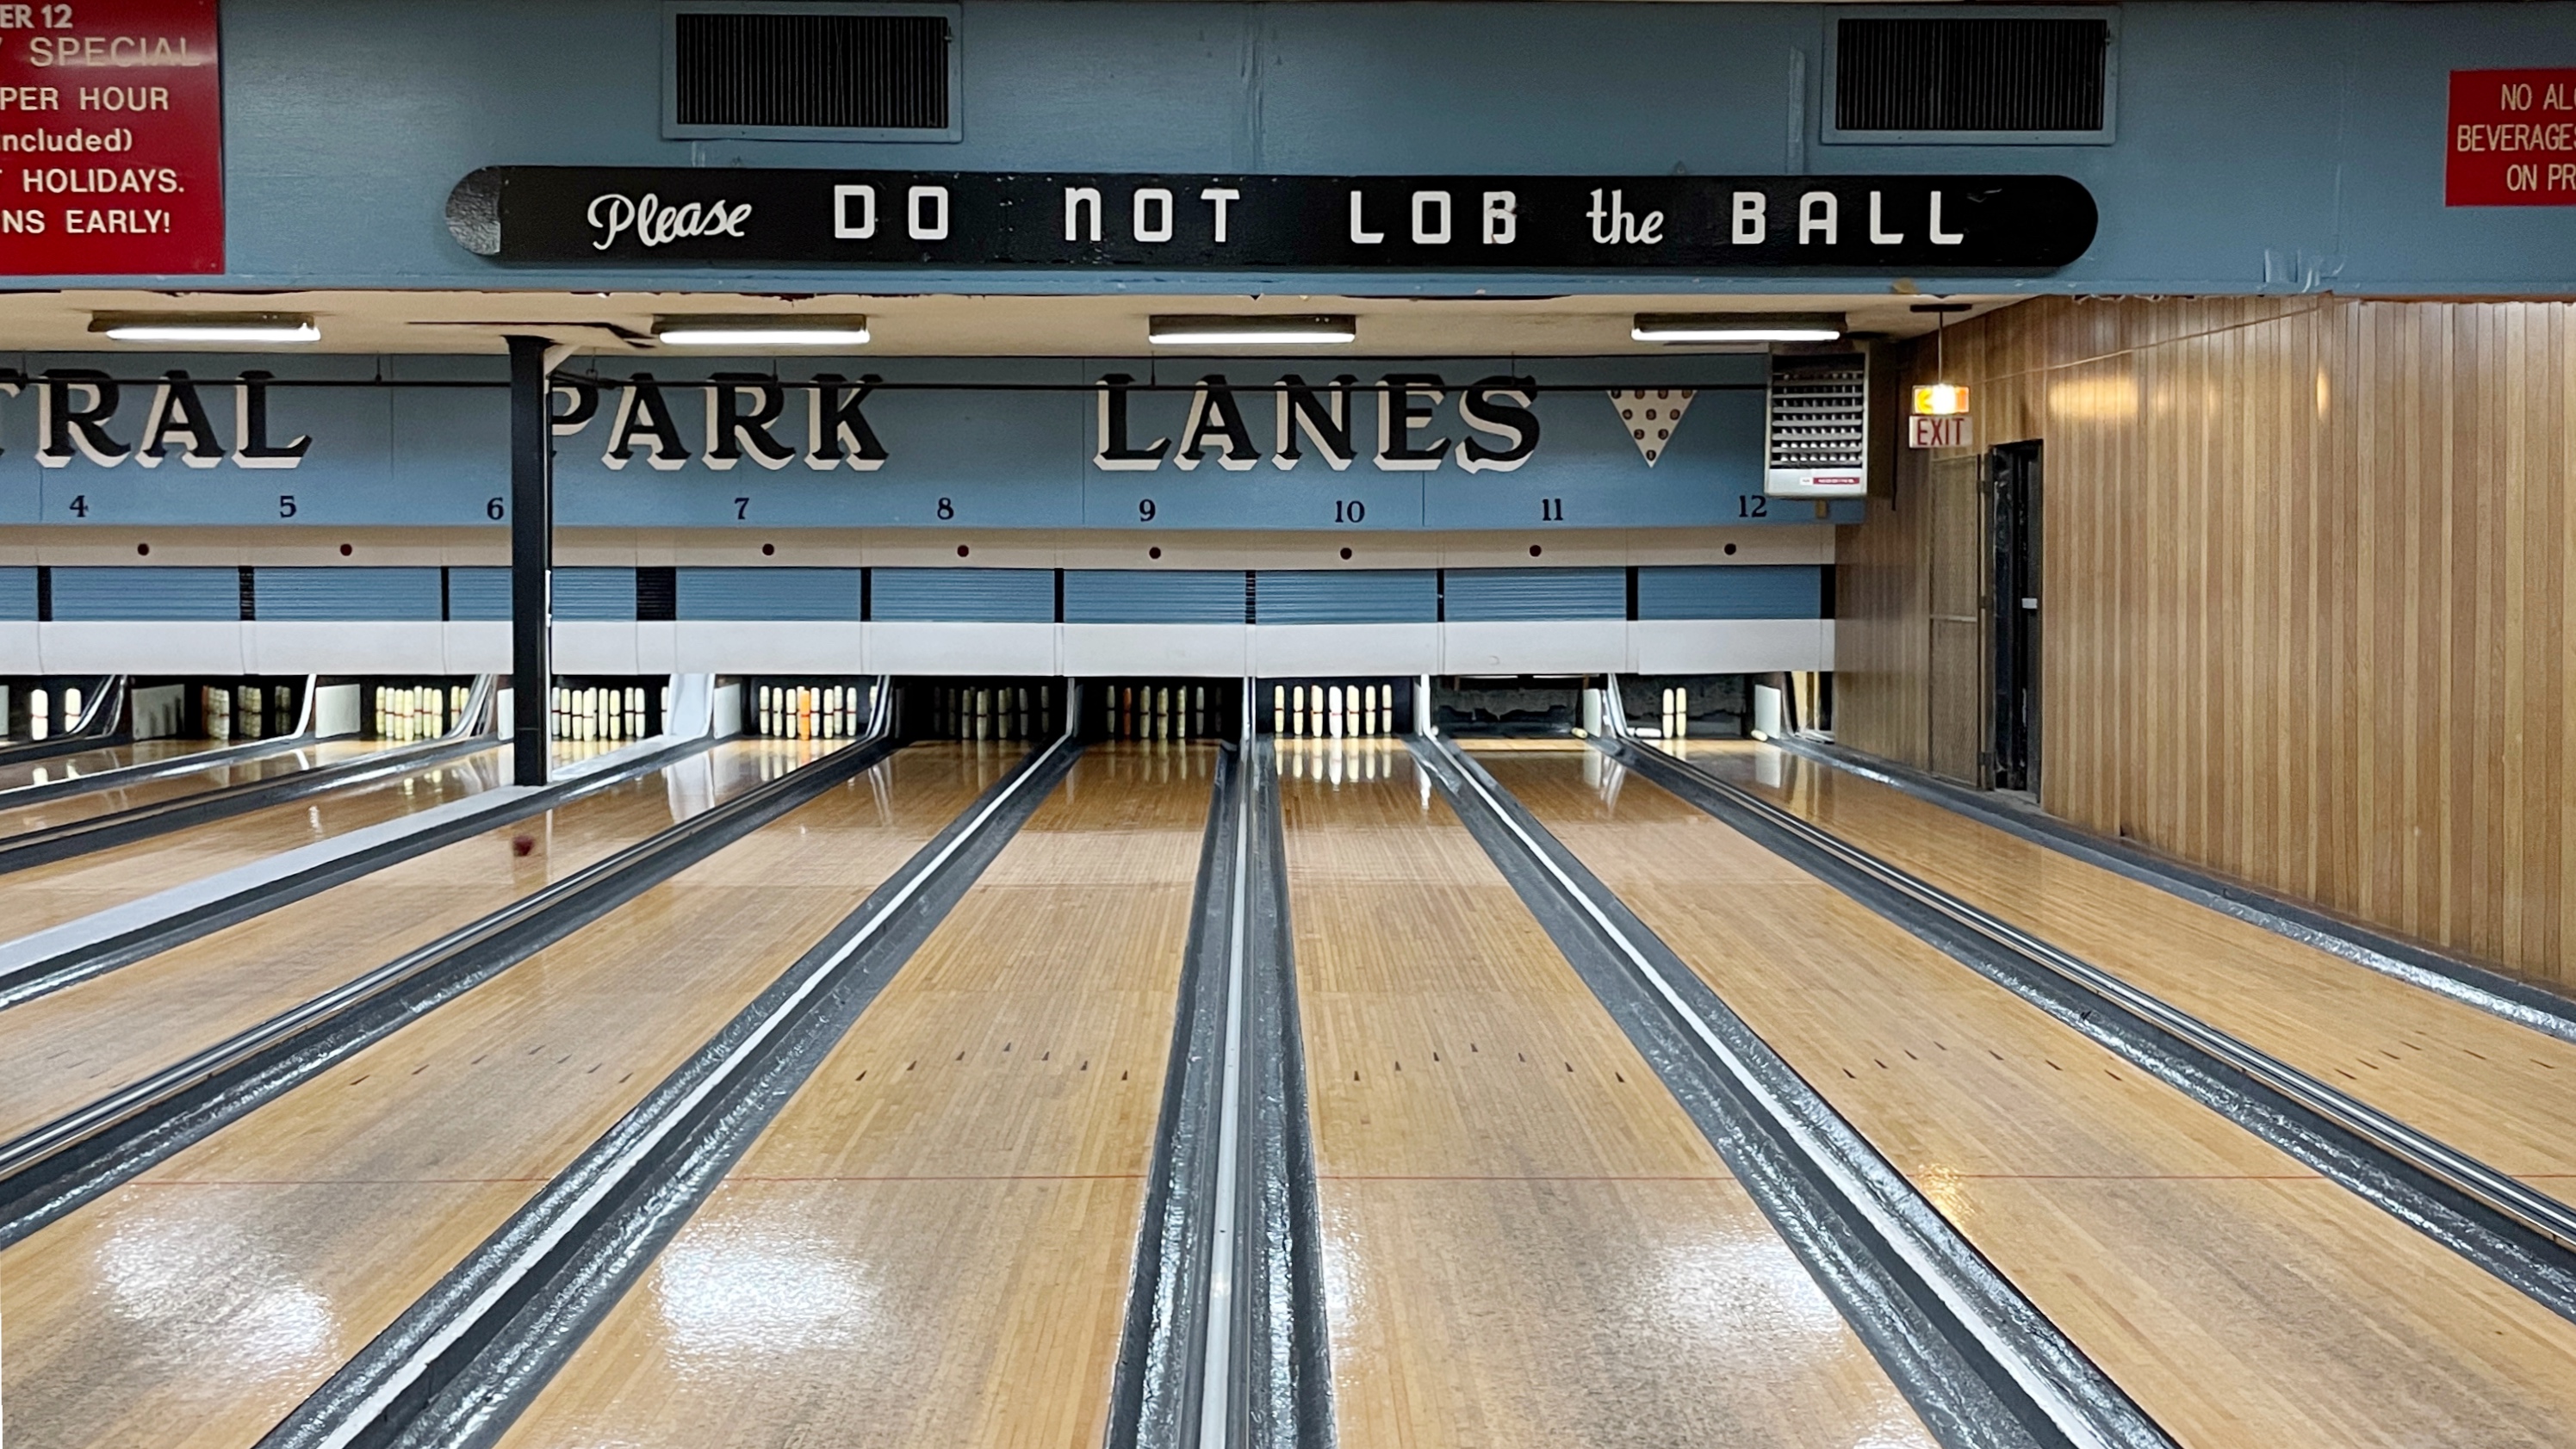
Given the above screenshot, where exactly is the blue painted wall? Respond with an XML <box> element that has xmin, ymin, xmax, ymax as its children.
<box><xmin>0</xmin><ymin>351</ymin><xmax>1853</xmax><ymax>529</ymax></box>
<box><xmin>39</xmin><ymin>0</ymin><xmax>2551</xmax><ymax>294</ymax></box>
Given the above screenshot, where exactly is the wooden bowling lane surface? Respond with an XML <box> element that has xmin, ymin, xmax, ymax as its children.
<box><xmin>1685</xmin><ymin>740</ymin><xmax>2576</xmax><ymax>1212</ymax></box>
<box><xmin>1477</xmin><ymin>743</ymin><xmax>2576</xmax><ymax>1448</ymax></box>
<box><xmin>0</xmin><ymin>737</ymin><xmax>841</xmax><ymax>1146</ymax></box>
<box><xmin>0</xmin><ymin>738</ymin><xmax>400</xmax><ymax>841</ymax></box>
<box><xmin>1278</xmin><ymin>739</ymin><xmax>1936</xmax><ymax>1449</ymax></box>
<box><xmin>0</xmin><ymin>742</ymin><xmax>1018</xmax><ymax>1449</ymax></box>
<box><xmin>0</xmin><ymin>747</ymin><xmax>518</xmax><ymax>940</ymax></box>
<box><xmin>0</xmin><ymin>738</ymin><xmax>250</xmax><ymax>795</ymax></box>
<box><xmin>493</xmin><ymin>742</ymin><xmax>1212</xmax><ymax>1449</ymax></box>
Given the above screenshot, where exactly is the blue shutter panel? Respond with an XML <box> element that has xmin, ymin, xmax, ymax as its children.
<box><xmin>871</xmin><ymin>568</ymin><xmax>1056</xmax><ymax>622</ymax></box>
<box><xmin>255</xmin><ymin>567</ymin><xmax>444</xmax><ymax>621</ymax></box>
<box><xmin>1442</xmin><ymin>567</ymin><xmax>1626</xmax><ymax>622</ymax></box>
<box><xmin>1252</xmin><ymin>571</ymin><xmax>1437</xmax><ymax>624</ymax></box>
<box><xmin>676</xmin><ymin>567</ymin><xmax>863</xmax><ymax>620</ymax></box>
<box><xmin>1062</xmin><ymin>570</ymin><xmax>1246</xmax><ymax>623</ymax></box>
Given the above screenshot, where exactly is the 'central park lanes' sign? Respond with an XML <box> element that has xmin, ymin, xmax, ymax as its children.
<box><xmin>446</xmin><ymin>168</ymin><xmax>2099</xmax><ymax>271</ymax></box>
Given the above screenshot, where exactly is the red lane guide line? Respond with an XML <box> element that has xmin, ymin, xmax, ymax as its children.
<box><xmin>0</xmin><ymin>0</ymin><xmax>222</xmax><ymax>275</ymax></box>
<box><xmin>2448</xmin><ymin>68</ymin><xmax>2576</xmax><ymax>207</ymax></box>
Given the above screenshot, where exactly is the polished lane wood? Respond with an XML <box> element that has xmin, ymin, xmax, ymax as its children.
<box><xmin>0</xmin><ymin>739</ymin><xmax>394</xmax><ymax>840</ymax></box>
<box><xmin>1280</xmin><ymin>739</ymin><xmax>1934</xmax><ymax>1449</ymax></box>
<box><xmin>0</xmin><ymin>738</ymin><xmax>837</xmax><ymax>1144</ymax></box>
<box><xmin>493</xmin><ymin>743</ymin><xmax>1213</xmax><ymax>1449</ymax></box>
<box><xmin>0</xmin><ymin>746</ymin><xmax>517</xmax><ymax>938</ymax></box>
<box><xmin>1689</xmin><ymin>740</ymin><xmax>2576</xmax><ymax>1213</ymax></box>
<box><xmin>1486</xmin><ymin>742</ymin><xmax>2576</xmax><ymax>1448</ymax></box>
<box><xmin>0</xmin><ymin>743</ymin><xmax>1015</xmax><ymax>1449</ymax></box>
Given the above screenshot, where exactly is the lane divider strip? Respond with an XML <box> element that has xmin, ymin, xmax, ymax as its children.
<box><xmin>1418</xmin><ymin>732</ymin><xmax>2169</xmax><ymax>1449</ymax></box>
<box><xmin>261</xmin><ymin>701</ymin><xmax>1078</xmax><ymax>1449</ymax></box>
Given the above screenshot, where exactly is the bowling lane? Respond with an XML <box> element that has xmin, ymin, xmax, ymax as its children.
<box><xmin>495</xmin><ymin>743</ymin><xmax>1212</xmax><ymax>1449</ymax></box>
<box><xmin>0</xmin><ymin>746</ymin><xmax>519</xmax><ymax>938</ymax></box>
<box><xmin>0</xmin><ymin>736</ymin><xmax>840</xmax><ymax>1145</ymax></box>
<box><xmin>0</xmin><ymin>739</ymin><xmax>408</xmax><ymax>842</ymax></box>
<box><xmin>1482</xmin><ymin>742</ymin><xmax>2576</xmax><ymax>1448</ymax></box>
<box><xmin>1687</xmin><ymin>740</ymin><xmax>2576</xmax><ymax>1212</ymax></box>
<box><xmin>1278</xmin><ymin>740</ymin><xmax>1934</xmax><ymax>1449</ymax></box>
<box><xmin>0</xmin><ymin>742</ymin><xmax>1015</xmax><ymax>1449</ymax></box>
<box><xmin>0</xmin><ymin>738</ymin><xmax>247</xmax><ymax>794</ymax></box>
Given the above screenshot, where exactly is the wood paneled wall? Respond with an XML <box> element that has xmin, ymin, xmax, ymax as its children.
<box><xmin>1835</xmin><ymin>296</ymin><xmax>2576</xmax><ymax>987</ymax></box>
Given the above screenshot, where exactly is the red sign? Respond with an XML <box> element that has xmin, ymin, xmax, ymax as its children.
<box><xmin>0</xmin><ymin>0</ymin><xmax>220</xmax><ymax>275</ymax></box>
<box><xmin>2448</xmin><ymin>68</ymin><xmax>2576</xmax><ymax>206</ymax></box>
<box><xmin>1907</xmin><ymin>415</ymin><xmax>1974</xmax><ymax>450</ymax></box>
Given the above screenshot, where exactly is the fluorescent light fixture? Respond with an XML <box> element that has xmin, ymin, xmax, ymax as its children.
<box><xmin>93</xmin><ymin>313</ymin><xmax>320</xmax><ymax>344</ymax></box>
<box><xmin>654</xmin><ymin>314</ymin><xmax>870</xmax><ymax>347</ymax></box>
<box><xmin>1149</xmin><ymin>314</ymin><xmax>1356</xmax><ymax>346</ymax></box>
<box><xmin>1631</xmin><ymin>312</ymin><xmax>1845</xmax><ymax>344</ymax></box>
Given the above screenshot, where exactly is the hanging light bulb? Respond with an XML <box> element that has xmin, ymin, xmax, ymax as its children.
<box><xmin>1909</xmin><ymin>303</ymin><xmax>1973</xmax><ymax>418</ymax></box>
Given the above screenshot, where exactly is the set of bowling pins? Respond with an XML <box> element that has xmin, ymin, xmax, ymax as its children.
<box><xmin>761</xmin><ymin>683</ymin><xmax>874</xmax><ymax>740</ymax></box>
<box><xmin>1273</xmin><ymin>682</ymin><xmax>1394</xmax><ymax>738</ymax></box>
<box><xmin>1110</xmin><ymin>684</ymin><xmax>1207</xmax><ymax>740</ymax></box>
<box><xmin>937</xmin><ymin>684</ymin><xmax>1044</xmax><ymax>740</ymax></box>
<box><xmin>1659</xmin><ymin>686</ymin><xmax>1691</xmax><ymax>739</ymax></box>
<box><xmin>376</xmin><ymin>685</ymin><xmax>468</xmax><ymax>741</ymax></box>
<box><xmin>204</xmin><ymin>684</ymin><xmax>289</xmax><ymax>741</ymax></box>
<box><xmin>555</xmin><ymin>685</ymin><xmax>648</xmax><ymax>742</ymax></box>
<box><xmin>13</xmin><ymin>684</ymin><xmax>81</xmax><ymax>741</ymax></box>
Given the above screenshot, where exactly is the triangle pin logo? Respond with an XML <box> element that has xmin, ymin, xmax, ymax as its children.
<box><xmin>1609</xmin><ymin>388</ymin><xmax>1695</xmax><ymax>467</ymax></box>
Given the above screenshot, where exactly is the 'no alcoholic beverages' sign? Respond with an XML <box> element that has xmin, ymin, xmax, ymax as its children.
<box><xmin>0</xmin><ymin>0</ymin><xmax>221</xmax><ymax>274</ymax></box>
<box><xmin>2448</xmin><ymin>68</ymin><xmax>2576</xmax><ymax>206</ymax></box>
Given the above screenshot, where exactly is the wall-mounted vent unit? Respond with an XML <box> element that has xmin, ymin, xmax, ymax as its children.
<box><xmin>1828</xmin><ymin>14</ymin><xmax>2114</xmax><ymax>143</ymax></box>
<box><xmin>667</xmin><ymin>4</ymin><xmax>959</xmax><ymax>142</ymax></box>
<box><xmin>1765</xmin><ymin>355</ymin><xmax>1868</xmax><ymax>498</ymax></box>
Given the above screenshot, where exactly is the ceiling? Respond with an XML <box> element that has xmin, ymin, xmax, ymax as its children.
<box><xmin>0</xmin><ymin>288</ymin><xmax>2017</xmax><ymax>356</ymax></box>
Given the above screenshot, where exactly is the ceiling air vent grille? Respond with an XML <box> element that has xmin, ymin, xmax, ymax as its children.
<box><xmin>673</xmin><ymin>9</ymin><xmax>952</xmax><ymax>133</ymax></box>
<box><xmin>1835</xmin><ymin>16</ymin><xmax>2109</xmax><ymax>134</ymax></box>
<box><xmin>1765</xmin><ymin>355</ymin><xmax>1869</xmax><ymax>499</ymax></box>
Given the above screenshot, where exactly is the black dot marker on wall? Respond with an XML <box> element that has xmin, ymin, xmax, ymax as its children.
<box><xmin>1724</xmin><ymin>542</ymin><xmax>1738</xmax><ymax>555</ymax></box>
<box><xmin>1148</xmin><ymin>546</ymin><xmax>1162</xmax><ymax>560</ymax></box>
<box><xmin>1339</xmin><ymin>547</ymin><xmax>1352</xmax><ymax>560</ymax></box>
<box><xmin>1529</xmin><ymin>544</ymin><xmax>1542</xmax><ymax>557</ymax></box>
<box><xmin>339</xmin><ymin>542</ymin><xmax>353</xmax><ymax>556</ymax></box>
<box><xmin>135</xmin><ymin>542</ymin><xmax>150</xmax><ymax>555</ymax></box>
<box><xmin>957</xmin><ymin>544</ymin><xmax>971</xmax><ymax>558</ymax></box>
<box><xmin>761</xmin><ymin>542</ymin><xmax>775</xmax><ymax>556</ymax></box>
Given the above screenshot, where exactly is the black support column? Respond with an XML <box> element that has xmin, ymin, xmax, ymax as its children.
<box><xmin>506</xmin><ymin>335</ymin><xmax>553</xmax><ymax>786</ymax></box>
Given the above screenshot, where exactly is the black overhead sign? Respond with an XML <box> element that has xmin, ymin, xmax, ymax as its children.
<box><xmin>445</xmin><ymin>168</ymin><xmax>2097</xmax><ymax>271</ymax></box>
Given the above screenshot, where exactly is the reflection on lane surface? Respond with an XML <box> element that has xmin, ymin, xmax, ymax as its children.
<box><xmin>1279</xmin><ymin>737</ymin><xmax>1933</xmax><ymax>1449</ymax></box>
<box><xmin>0</xmin><ymin>743</ymin><xmax>1018</xmax><ymax>1449</ymax></box>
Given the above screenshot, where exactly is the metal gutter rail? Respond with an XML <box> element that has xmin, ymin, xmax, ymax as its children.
<box><xmin>0</xmin><ymin>733</ymin><xmax>715</xmax><ymax>1012</ymax></box>
<box><xmin>1109</xmin><ymin>685</ymin><xmax>1334</xmax><ymax>1449</ymax></box>
<box><xmin>258</xmin><ymin>706</ymin><xmax>1082</xmax><ymax>1449</ymax></box>
<box><xmin>1610</xmin><ymin>736</ymin><xmax>2576</xmax><ymax>1322</ymax></box>
<box><xmin>0</xmin><ymin>728</ymin><xmax>323</xmax><ymax>810</ymax></box>
<box><xmin>0</xmin><ymin>721</ymin><xmax>901</xmax><ymax>1250</ymax></box>
<box><xmin>1412</xmin><ymin>731</ymin><xmax>2173</xmax><ymax>1449</ymax></box>
<box><xmin>0</xmin><ymin>676</ymin><xmax>131</xmax><ymax>771</ymax></box>
<box><xmin>0</xmin><ymin>730</ymin><xmax>492</xmax><ymax>875</ymax></box>
<box><xmin>1770</xmin><ymin>734</ymin><xmax>2576</xmax><ymax>1050</ymax></box>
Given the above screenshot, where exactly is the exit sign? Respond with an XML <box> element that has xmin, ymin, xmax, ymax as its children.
<box><xmin>2448</xmin><ymin>68</ymin><xmax>2576</xmax><ymax>206</ymax></box>
<box><xmin>1908</xmin><ymin>414</ymin><xmax>1974</xmax><ymax>449</ymax></box>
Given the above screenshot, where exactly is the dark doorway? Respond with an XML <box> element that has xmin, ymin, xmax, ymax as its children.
<box><xmin>1987</xmin><ymin>441</ymin><xmax>2042</xmax><ymax>793</ymax></box>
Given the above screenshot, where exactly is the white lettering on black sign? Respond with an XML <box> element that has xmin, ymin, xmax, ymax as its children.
<box><xmin>455</xmin><ymin>168</ymin><xmax>2097</xmax><ymax>271</ymax></box>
